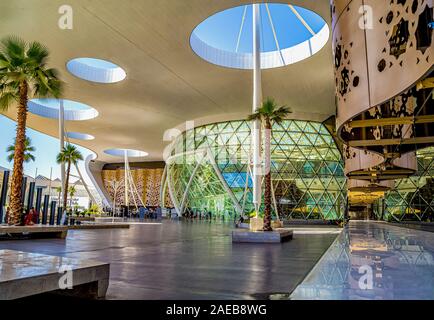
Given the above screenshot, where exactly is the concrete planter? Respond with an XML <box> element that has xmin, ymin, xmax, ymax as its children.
<box><xmin>232</xmin><ymin>229</ymin><xmax>293</xmax><ymax>243</ymax></box>
<box><xmin>249</xmin><ymin>217</ymin><xmax>283</xmax><ymax>231</ymax></box>
<box><xmin>249</xmin><ymin>217</ymin><xmax>263</xmax><ymax>231</ymax></box>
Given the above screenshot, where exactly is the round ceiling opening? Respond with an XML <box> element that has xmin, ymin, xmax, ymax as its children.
<box><xmin>104</xmin><ymin>148</ymin><xmax>149</xmax><ymax>158</ymax></box>
<box><xmin>66</xmin><ymin>58</ymin><xmax>127</xmax><ymax>83</ymax></box>
<box><xmin>66</xmin><ymin>132</ymin><xmax>95</xmax><ymax>141</ymax></box>
<box><xmin>190</xmin><ymin>3</ymin><xmax>329</xmax><ymax>69</ymax></box>
<box><xmin>28</xmin><ymin>99</ymin><xmax>99</xmax><ymax>121</ymax></box>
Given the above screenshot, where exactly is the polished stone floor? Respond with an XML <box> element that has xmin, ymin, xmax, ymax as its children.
<box><xmin>0</xmin><ymin>220</ymin><xmax>337</xmax><ymax>300</ymax></box>
<box><xmin>290</xmin><ymin>221</ymin><xmax>434</xmax><ymax>300</ymax></box>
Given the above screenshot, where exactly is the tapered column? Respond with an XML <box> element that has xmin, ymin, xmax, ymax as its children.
<box><xmin>20</xmin><ymin>177</ymin><xmax>27</xmax><ymax>206</ymax></box>
<box><xmin>42</xmin><ymin>195</ymin><xmax>50</xmax><ymax>224</ymax></box>
<box><xmin>35</xmin><ymin>187</ymin><xmax>43</xmax><ymax>223</ymax></box>
<box><xmin>26</xmin><ymin>182</ymin><xmax>36</xmax><ymax>212</ymax></box>
<box><xmin>124</xmin><ymin>150</ymin><xmax>129</xmax><ymax>210</ymax></box>
<box><xmin>49</xmin><ymin>201</ymin><xmax>57</xmax><ymax>225</ymax></box>
<box><xmin>57</xmin><ymin>206</ymin><xmax>63</xmax><ymax>225</ymax></box>
<box><xmin>0</xmin><ymin>171</ymin><xmax>10</xmax><ymax>223</ymax></box>
<box><xmin>252</xmin><ymin>3</ymin><xmax>263</xmax><ymax>213</ymax></box>
<box><xmin>59</xmin><ymin>100</ymin><xmax>65</xmax><ymax>209</ymax></box>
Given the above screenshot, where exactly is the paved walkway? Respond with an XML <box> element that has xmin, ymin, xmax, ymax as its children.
<box><xmin>291</xmin><ymin>221</ymin><xmax>434</xmax><ymax>300</ymax></box>
<box><xmin>0</xmin><ymin>220</ymin><xmax>337</xmax><ymax>299</ymax></box>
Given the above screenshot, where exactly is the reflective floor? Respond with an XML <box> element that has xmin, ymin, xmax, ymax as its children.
<box><xmin>291</xmin><ymin>221</ymin><xmax>434</xmax><ymax>300</ymax></box>
<box><xmin>0</xmin><ymin>220</ymin><xmax>337</xmax><ymax>300</ymax></box>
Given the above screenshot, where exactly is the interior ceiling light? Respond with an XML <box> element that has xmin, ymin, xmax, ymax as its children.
<box><xmin>104</xmin><ymin>148</ymin><xmax>149</xmax><ymax>158</ymax></box>
<box><xmin>190</xmin><ymin>3</ymin><xmax>329</xmax><ymax>69</ymax></box>
<box><xmin>28</xmin><ymin>99</ymin><xmax>98</xmax><ymax>121</ymax></box>
<box><xmin>66</xmin><ymin>58</ymin><xmax>126</xmax><ymax>83</ymax></box>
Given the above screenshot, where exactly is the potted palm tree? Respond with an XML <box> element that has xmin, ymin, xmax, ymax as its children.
<box><xmin>55</xmin><ymin>186</ymin><xmax>62</xmax><ymax>204</ymax></box>
<box><xmin>6</xmin><ymin>136</ymin><xmax>35</xmax><ymax>164</ymax></box>
<box><xmin>248</xmin><ymin>97</ymin><xmax>291</xmax><ymax>231</ymax></box>
<box><xmin>0</xmin><ymin>36</ymin><xmax>62</xmax><ymax>225</ymax></box>
<box><xmin>68</xmin><ymin>185</ymin><xmax>77</xmax><ymax>209</ymax></box>
<box><xmin>56</xmin><ymin>144</ymin><xmax>83</xmax><ymax>211</ymax></box>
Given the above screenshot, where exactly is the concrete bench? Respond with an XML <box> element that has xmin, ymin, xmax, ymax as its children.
<box><xmin>0</xmin><ymin>225</ymin><xmax>68</xmax><ymax>239</ymax></box>
<box><xmin>0</xmin><ymin>249</ymin><xmax>110</xmax><ymax>300</ymax></box>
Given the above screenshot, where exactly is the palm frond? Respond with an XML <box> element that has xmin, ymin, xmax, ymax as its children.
<box><xmin>0</xmin><ymin>35</ymin><xmax>63</xmax><ymax>100</ymax></box>
<box><xmin>1</xmin><ymin>36</ymin><xmax>26</xmax><ymax>60</ymax></box>
<box><xmin>26</xmin><ymin>42</ymin><xmax>49</xmax><ymax>65</ymax></box>
<box><xmin>247</xmin><ymin>97</ymin><xmax>291</xmax><ymax>125</ymax></box>
<box><xmin>6</xmin><ymin>136</ymin><xmax>36</xmax><ymax>163</ymax></box>
<box><xmin>57</xmin><ymin>144</ymin><xmax>83</xmax><ymax>165</ymax></box>
<box><xmin>247</xmin><ymin>112</ymin><xmax>262</xmax><ymax>121</ymax></box>
<box><xmin>0</xmin><ymin>90</ymin><xmax>17</xmax><ymax>111</ymax></box>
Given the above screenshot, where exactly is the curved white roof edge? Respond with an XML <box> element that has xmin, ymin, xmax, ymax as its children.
<box><xmin>28</xmin><ymin>99</ymin><xmax>99</xmax><ymax>121</ymax></box>
<box><xmin>104</xmin><ymin>148</ymin><xmax>149</xmax><ymax>158</ymax></box>
<box><xmin>66</xmin><ymin>132</ymin><xmax>95</xmax><ymax>141</ymax></box>
<box><xmin>190</xmin><ymin>24</ymin><xmax>330</xmax><ymax>70</ymax></box>
<box><xmin>67</xmin><ymin>58</ymin><xmax>127</xmax><ymax>83</ymax></box>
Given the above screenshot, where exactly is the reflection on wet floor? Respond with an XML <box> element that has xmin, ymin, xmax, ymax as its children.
<box><xmin>0</xmin><ymin>221</ymin><xmax>337</xmax><ymax>300</ymax></box>
<box><xmin>290</xmin><ymin>221</ymin><xmax>434</xmax><ymax>300</ymax></box>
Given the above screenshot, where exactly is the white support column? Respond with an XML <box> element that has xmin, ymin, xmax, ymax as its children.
<box><xmin>74</xmin><ymin>163</ymin><xmax>97</xmax><ymax>206</ymax></box>
<box><xmin>206</xmin><ymin>149</ymin><xmax>243</xmax><ymax>214</ymax></box>
<box><xmin>159</xmin><ymin>165</ymin><xmax>167</xmax><ymax>208</ymax></box>
<box><xmin>179</xmin><ymin>151</ymin><xmax>206</xmax><ymax>214</ymax></box>
<box><xmin>124</xmin><ymin>150</ymin><xmax>129</xmax><ymax>209</ymax></box>
<box><xmin>252</xmin><ymin>3</ymin><xmax>263</xmax><ymax>214</ymax></box>
<box><xmin>59</xmin><ymin>99</ymin><xmax>65</xmax><ymax>207</ymax></box>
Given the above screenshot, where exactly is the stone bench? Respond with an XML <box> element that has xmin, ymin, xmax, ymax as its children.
<box><xmin>0</xmin><ymin>249</ymin><xmax>110</xmax><ymax>300</ymax></box>
<box><xmin>0</xmin><ymin>225</ymin><xmax>68</xmax><ymax>239</ymax></box>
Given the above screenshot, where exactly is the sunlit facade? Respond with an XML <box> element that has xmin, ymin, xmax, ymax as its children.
<box><xmin>163</xmin><ymin>120</ymin><xmax>347</xmax><ymax>220</ymax></box>
<box><xmin>379</xmin><ymin>147</ymin><xmax>434</xmax><ymax>222</ymax></box>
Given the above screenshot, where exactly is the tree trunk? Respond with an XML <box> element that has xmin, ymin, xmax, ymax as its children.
<box><xmin>63</xmin><ymin>161</ymin><xmax>71</xmax><ymax>210</ymax></box>
<box><xmin>8</xmin><ymin>81</ymin><xmax>28</xmax><ymax>225</ymax></box>
<box><xmin>263</xmin><ymin>118</ymin><xmax>273</xmax><ymax>232</ymax></box>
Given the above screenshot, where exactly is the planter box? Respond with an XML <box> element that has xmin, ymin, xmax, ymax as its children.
<box><xmin>232</xmin><ymin>229</ymin><xmax>293</xmax><ymax>243</ymax></box>
<box><xmin>249</xmin><ymin>218</ymin><xmax>283</xmax><ymax>231</ymax></box>
<box><xmin>250</xmin><ymin>217</ymin><xmax>263</xmax><ymax>231</ymax></box>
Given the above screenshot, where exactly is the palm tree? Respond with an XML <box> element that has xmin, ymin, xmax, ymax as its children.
<box><xmin>248</xmin><ymin>97</ymin><xmax>291</xmax><ymax>231</ymax></box>
<box><xmin>68</xmin><ymin>185</ymin><xmax>76</xmax><ymax>208</ymax></box>
<box><xmin>6</xmin><ymin>136</ymin><xmax>35</xmax><ymax>163</ymax></box>
<box><xmin>55</xmin><ymin>186</ymin><xmax>62</xmax><ymax>204</ymax></box>
<box><xmin>56</xmin><ymin>144</ymin><xmax>83</xmax><ymax>210</ymax></box>
<box><xmin>0</xmin><ymin>36</ymin><xmax>63</xmax><ymax>225</ymax></box>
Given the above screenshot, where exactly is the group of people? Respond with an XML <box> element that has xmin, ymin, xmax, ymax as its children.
<box><xmin>182</xmin><ymin>208</ymin><xmax>213</xmax><ymax>220</ymax></box>
<box><xmin>141</xmin><ymin>206</ymin><xmax>162</xmax><ymax>219</ymax></box>
<box><xmin>2</xmin><ymin>207</ymin><xmax>39</xmax><ymax>225</ymax></box>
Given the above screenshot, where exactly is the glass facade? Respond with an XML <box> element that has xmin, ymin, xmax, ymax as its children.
<box><xmin>382</xmin><ymin>147</ymin><xmax>434</xmax><ymax>222</ymax></box>
<box><xmin>164</xmin><ymin>120</ymin><xmax>347</xmax><ymax>221</ymax></box>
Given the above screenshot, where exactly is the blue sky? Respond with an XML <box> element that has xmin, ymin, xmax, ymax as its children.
<box><xmin>0</xmin><ymin>114</ymin><xmax>93</xmax><ymax>184</ymax></box>
<box><xmin>193</xmin><ymin>3</ymin><xmax>326</xmax><ymax>53</ymax></box>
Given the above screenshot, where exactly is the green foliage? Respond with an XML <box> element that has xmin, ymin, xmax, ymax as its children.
<box><xmin>0</xmin><ymin>36</ymin><xmax>63</xmax><ymax>111</ymax></box>
<box><xmin>56</xmin><ymin>144</ymin><xmax>83</xmax><ymax>165</ymax></box>
<box><xmin>247</xmin><ymin>97</ymin><xmax>292</xmax><ymax>125</ymax></box>
<box><xmin>84</xmin><ymin>204</ymin><xmax>100</xmax><ymax>216</ymax></box>
<box><xmin>6</xmin><ymin>136</ymin><xmax>35</xmax><ymax>163</ymax></box>
<box><xmin>68</xmin><ymin>185</ymin><xmax>76</xmax><ymax>197</ymax></box>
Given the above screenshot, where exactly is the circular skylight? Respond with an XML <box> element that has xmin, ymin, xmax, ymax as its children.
<box><xmin>104</xmin><ymin>148</ymin><xmax>149</xmax><ymax>158</ymax></box>
<box><xmin>28</xmin><ymin>99</ymin><xmax>99</xmax><ymax>121</ymax></box>
<box><xmin>66</xmin><ymin>58</ymin><xmax>127</xmax><ymax>83</ymax></box>
<box><xmin>66</xmin><ymin>132</ymin><xmax>95</xmax><ymax>141</ymax></box>
<box><xmin>190</xmin><ymin>3</ymin><xmax>329</xmax><ymax>69</ymax></box>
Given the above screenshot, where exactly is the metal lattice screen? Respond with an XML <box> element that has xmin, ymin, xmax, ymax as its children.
<box><xmin>384</xmin><ymin>147</ymin><xmax>434</xmax><ymax>222</ymax></box>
